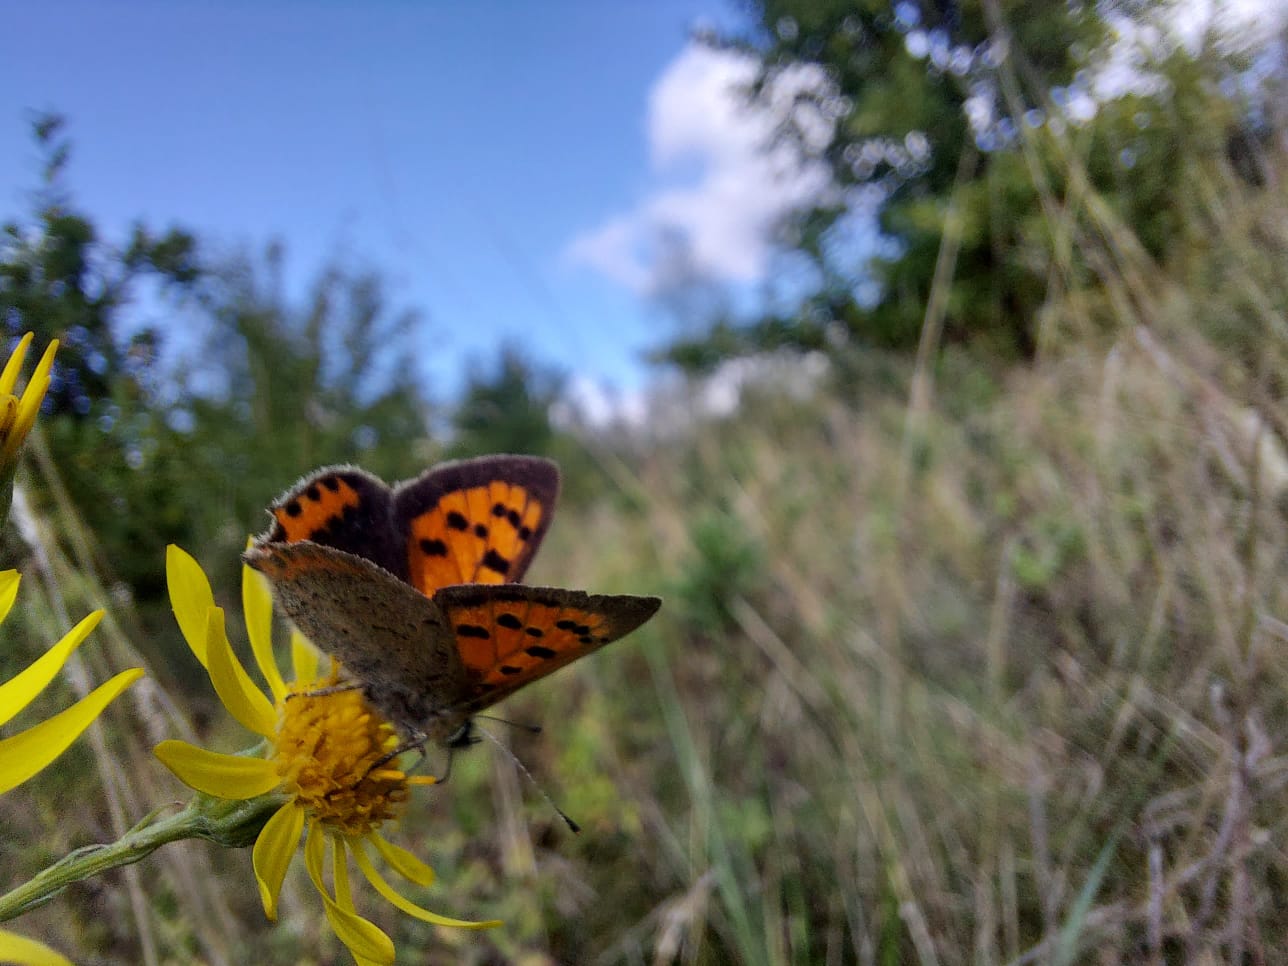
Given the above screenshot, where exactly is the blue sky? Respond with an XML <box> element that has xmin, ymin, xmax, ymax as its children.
<box><xmin>0</xmin><ymin>1</ymin><xmax>797</xmax><ymax>408</ymax></box>
<box><xmin>5</xmin><ymin>2</ymin><xmax>1286</xmax><ymax>417</ymax></box>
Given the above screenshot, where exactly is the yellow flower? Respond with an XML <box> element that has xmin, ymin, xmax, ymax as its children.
<box><xmin>0</xmin><ymin>569</ymin><xmax>144</xmax><ymax>966</ymax></box>
<box><xmin>154</xmin><ymin>546</ymin><xmax>499</xmax><ymax>965</ymax></box>
<box><xmin>0</xmin><ymin>332</ymin><xmax>58</xmax><ymax>467</ymax></box>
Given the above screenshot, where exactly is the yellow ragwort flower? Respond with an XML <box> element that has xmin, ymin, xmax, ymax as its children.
<box><xmin>0</xmin><ymin>333</ymin><xmax>58</xmax><ymax>468</ymax></box>
<box><xmin>0</xmin><ymin>570</ymin><xmax>143</xmax><ymax>966</ymax></box>
<box><xmin>154</xmin><ymin>546</ymin><xmax>499</xmax><ymax>965</ymax></box>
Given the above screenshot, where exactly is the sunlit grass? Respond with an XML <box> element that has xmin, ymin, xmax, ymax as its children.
<box><xmin>2</xmin><ymin>48</ymin><xmax>1287</xmax><ymax>966</ymax></box>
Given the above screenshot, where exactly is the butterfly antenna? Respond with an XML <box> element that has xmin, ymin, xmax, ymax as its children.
<box><xmin>476</xmin><ymin>725</ymin><xmax>581</xmax><ymax>834</ymax></box>
<box><xmin>439</xmin><ymin>742</ymin><xmax>457</xmax><ymax>785</ymax></box>
<box><xmin>474</xmin><ymin>714</ymin><xmax>542</xmax><ymax>736</ymax></box>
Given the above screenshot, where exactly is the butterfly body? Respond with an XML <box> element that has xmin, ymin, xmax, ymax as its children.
<box><xmin>244</xmin><ymin>456</ymin><xmax>660</xmax><ymax>746</ymax></box>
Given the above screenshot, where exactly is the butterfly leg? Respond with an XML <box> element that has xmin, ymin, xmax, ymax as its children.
<box><xmin>285</xmin><ymin>681</ymin><xmax>363</xmax><ymax>701</ymax></box>
<box><xmin>364</xmin><ymin>730</ymin><xmax>431</xmax><ymax>779</ymax></box>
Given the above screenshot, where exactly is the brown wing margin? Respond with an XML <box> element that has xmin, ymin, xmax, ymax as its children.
<box><xmin>394</xmin><ymin>455</ymin><xmax>560</xmax><ymax>595</ymax></box>
<box><xmin>432</xmin><ymin>583</ymin><xmax>661</xmax><ymax>713</ymax></box>
<box><xmin>255</xmin><ymin>465</ymin><xmax>405</xmax><ymax>578</ymax></box>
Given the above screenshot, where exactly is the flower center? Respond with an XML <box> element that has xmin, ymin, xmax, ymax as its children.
<box><xmin>273</xmin><ymin>676</ymin><xmax>411</xmax><ymax>836</ymax></box>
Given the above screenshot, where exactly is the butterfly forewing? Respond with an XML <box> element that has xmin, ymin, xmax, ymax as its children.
<box><xmin>244</xmin><ymin>541</ymin><xmax>470</xmax><ymax>733</ymax></box>
<box><xmin>395</xmin><ymin>455</ymin><xmax>559</xmax><ymax>595</ymax></box>
<box><xmin>433</xmin><ymin>584</ymin><xmax>662</xmax><ymax>714</ymax></box>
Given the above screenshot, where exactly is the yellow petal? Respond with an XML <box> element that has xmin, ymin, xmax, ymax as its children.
<box><xmin>332</xmin><ymin>835</ymin><xmax>356</xmax><ymax>909</ymax></box>
<box><xmin>0</xmin><ymin>396</ymin><xmax>17</xmax><ymax>449</ymax></box>
<box><xmin>242</xmin><ymin>555</ymin><xmax>286</xmax><ymax>703</ymax></box>
<box><xmin>0</xmin><ymin>569</ymin><xmax>21</xmax><ymax>625</ymax></box>
<box><xmin>370</xmin><ymin>831</ymin><xmax>435</xmax><ymax>887</ymax></box>
<box><xmin>166</xmin><ymin>546</ymin><xmax>216</xmax><ymax>666</ymax></box>
<box><xmin>291</xmin><ymin>628</ymin><xmax>320</xmax><ymax>684</ymax></box>
<box><xmin>204</xmin><ymin>608</ymin><xmax>275</xmax><ymax>738</ymax></box>
<box><xmin>16</xmin><ymin>339</ymin><xmax>56</xmax><ymax>415</ymax></box>
<box><xmin>0</xmin><ymin>610</ymin><xmax>104</xmax><ymax>729</ymax></box>
<box><xmin>304</xmin><ymin>826</ymin><xmax>395</xmax><ymax>965</ymax></box>
<box><xmin>153</xmin><ymin>740</ymin><xmax>280</xmax><ymax>799</ymax></box>
<box><xmin>253</xmin><ymin>802</ymin><xmax>304</xmax><ymax>920</ymax></box>
<box><xmin>0</xmin><ymin>667</ymin><xmax>142</xmax><ymax>795</ymax></box>
<box><xmin>5</xmin><ymin>339</ymin><xmax>56</xmax><ymax>462</ymax></box>
<box><xmin>0</xmin><ymin>333</ymin><xmax>33</xmax><ymax>397</ymax></box>
<box><xmin>0</xmin><ymin>926</ymin><xmax>71</xmax><ymax>966</ymax></box>
<box><xmin>351</xmin><ymin>840</ymin><xmax>501</xmax><ymax>930</ymax></box>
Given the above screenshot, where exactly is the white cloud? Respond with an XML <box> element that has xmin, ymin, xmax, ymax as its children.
<box><xmin>565</xmin><ymin>42</ymin><xmax>835</xmax><ymax>296</ymax></box>
<box><xmin>552</xmin><ymin>351</ymin><xmax>830</xmax><ymax>432</ymax></box>
<box><xmin>551</xmin><ymin>375</ymin><xmax>649</xmax><ymax>429</ymax></box>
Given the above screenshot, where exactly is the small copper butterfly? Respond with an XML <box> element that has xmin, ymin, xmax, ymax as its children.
<box><xmin>242</xmin><ymin>455</ymin><xmax>661</xmax><ymax>746</ymax></box>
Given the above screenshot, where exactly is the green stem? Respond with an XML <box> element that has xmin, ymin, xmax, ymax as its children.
<box><xmin>0</xmin><ymin>792</ymin><xmax>285</xmax><ymax>922</ymax></box>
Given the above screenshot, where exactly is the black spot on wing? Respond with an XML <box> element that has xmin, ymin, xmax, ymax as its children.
<box><xmin>419</xmin><ymin>538</ymin><xmax>448</xmax><ymax>556</ymax></box>
<box><xmin>481</xmin><ymin>550</ymin><xmax>511</xmax><ymax>575</ymax></box>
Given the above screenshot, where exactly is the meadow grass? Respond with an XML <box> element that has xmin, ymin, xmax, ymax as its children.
<box><xmin>2</xmin><ymin>97</ymin><xmax>1287</xmax><ymax>966</ymax></box>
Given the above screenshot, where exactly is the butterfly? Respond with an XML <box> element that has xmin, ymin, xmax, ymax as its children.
<box><xmin>243</xmin><ymin>455</ymin><xmax>661</xmax><ymax>747</ymax></box>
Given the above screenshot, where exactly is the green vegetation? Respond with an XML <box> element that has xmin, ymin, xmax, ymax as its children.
<box><xmin>2</xmin><ymin>1</ymin><xmax>1288</xmax><ymax>962</ymax></box>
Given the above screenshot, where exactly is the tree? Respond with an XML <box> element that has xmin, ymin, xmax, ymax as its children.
<box><xmin>448</xmin><ymin>348</ymin><xmax>562</xmax><ymax>459</ymax></box>
<box><xmin>0</xmin><ymin>118</ymin><xmax>434</xmax><ymax>614</ymax></box>
<box><xmin>658</xmin><ymin>0</ymin><xmax>1280</xmax><ymax>368</ymax></box>
<box><xmin>0</xmin><ymin>115</ymin><xmax>199</xmax><ymax>413</ymax></box>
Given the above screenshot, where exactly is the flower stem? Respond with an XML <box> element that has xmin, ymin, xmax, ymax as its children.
<box><xmin>0</xmin><ymin>792</ymin><xmax>285</xmax><ymax>922</ymax></box>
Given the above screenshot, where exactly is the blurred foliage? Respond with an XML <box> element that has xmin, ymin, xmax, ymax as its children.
<box><xmin>3</xmin><ymin>5</ymin><xmax>1288</xmax><ymax>961</ymax></box>
<box><xmin>448</xmin><ymin>347</ymin><xmax>562</xmax><ymax>459</ymax></box>
<box><xmin>669</xmin><ymin>507</ymin><xmax>767</xmax><ymax>635</ymax></box>
<box><xmin>176</xmin><ymin>242</ymin><xmax>434</xmax><ymax>581</ymax></box>
<box><xmin>447</xmin><ymin>347</ymin><xmax>615</xmax><ymax>507</ymax></box>
<box><xmin>659</xmin><ymin>0</ymin><xmax>1283</xmax><ymax>369</ymax></box>
<box><xmin>1</xmin><ymin>115</ymin><xmax>201</xmax><ymax>593</ymax></box>
<box><xmin>1</xmin><ymin>115</ymin><xmax>200</xmax><ymax>412</ymax></box>
<box><xmin>0</xmin><ymin>116</ymin><xmax>440</xmax><ymax>686</ymax></box>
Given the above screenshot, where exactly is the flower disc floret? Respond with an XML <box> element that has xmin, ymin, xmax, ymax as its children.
<box><xmin>275</xmin><ymin>679</ymin><xmax>411</xmax><ymax>835</ymax></box>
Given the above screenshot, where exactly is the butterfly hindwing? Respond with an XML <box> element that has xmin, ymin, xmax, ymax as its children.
<box><xmin>394</xmin><ymin>455</ymin><xmax>559</xmax><ymax>595</ymax></box>
<box><xmin>260</xmin><ymin>466</ymin><xmax>405</xmax><ymax>578</ymax></box>
<box><xmin>433</xmin><ymin>583</ymin><xmax>662</xmax><ymax>713</ymax></box>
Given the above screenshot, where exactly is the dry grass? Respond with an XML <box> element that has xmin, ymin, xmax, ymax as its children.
<box><xmin>3</xmin><ymin>62</ymin><xmax>1288</xmax><ymax>966</ymax></box>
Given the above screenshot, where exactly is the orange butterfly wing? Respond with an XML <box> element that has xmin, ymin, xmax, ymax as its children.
<box><xmin>257</xmin><ymin>456</ymin><xmax>559</xmax><ymax>593</ymax></box>
<box><xmin>395</xmin><ymin>455</ymin><xmax>559</xmax><ymax>595</ymax></box>
<box><xmin>433</xmin><ymin>584</ymin><xmax>661</xmax><ymax>713</ymax></box>
<box><xmin>261</xmin><ymin>467</ymin><xmax>404</xmax><ymax>576</ymax></box>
